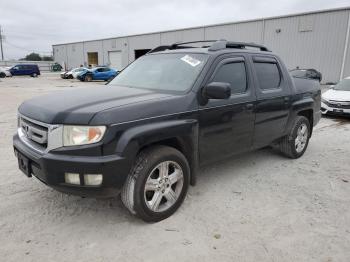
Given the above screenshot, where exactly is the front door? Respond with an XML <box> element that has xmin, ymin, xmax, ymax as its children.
<box><xmin>198</xmin><ymin>55</ymin><xmax>256</xmax><ymax>164</ymax></box>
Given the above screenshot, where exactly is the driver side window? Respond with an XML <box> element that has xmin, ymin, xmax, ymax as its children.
<box><xmin>212</xmin><ymin>62</ymin><xmax>247</xmax><ymax>95</ymax></box>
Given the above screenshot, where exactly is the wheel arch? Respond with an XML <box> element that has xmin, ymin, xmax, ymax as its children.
<box><xmin>289</xmin><ymin>97</ymin><xmax>314</xmax><ymax>136</ymax></box>
<box><xmin>297</xmin><ymin>109</ymin><xmax>313</xmax><ymax>134</ymax></box>
<box><xmin>116</xmin><ymin>120</ymin><xmax>199</xmax><ymax>186</ymax></box>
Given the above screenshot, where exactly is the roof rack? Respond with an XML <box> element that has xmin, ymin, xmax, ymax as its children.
<box><xmin>147</xmin><ymin>40</ymin><xmax>217</xmax><ymax>54</ymax></box>
<box><xmin>148</xmin><ymin>39</ymin><xmax>270</xmax><ymax>54</ymax></box>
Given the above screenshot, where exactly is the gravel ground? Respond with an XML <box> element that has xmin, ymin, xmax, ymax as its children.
<box><xmin>0</xmin><ymin>74</ymin><xmax>349</xmax><ymax>262</ymax></box>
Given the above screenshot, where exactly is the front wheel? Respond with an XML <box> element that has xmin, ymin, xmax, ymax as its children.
<box><xmin>279</xmin><ymin>116</ymin><xmax>311</xmax><ymax>159</ymax></box>
<box><xmin>31</xmin><ymin>73</ymin><xmax>38</xmax><ymax>77</ymax></box>
<box><xmin>84</xmin><ymin>75</ymin><xmax>92</xmax><ymax>82</ymax></box>
<box><xmin>121</xmin><ymin>146</ymin><xmax>190</xmax><ymax>222</ymax></box>
<box><xmin>0</xmin><ymin>72</ymin><xmax>5</xmax><ymax>78</ymax></box>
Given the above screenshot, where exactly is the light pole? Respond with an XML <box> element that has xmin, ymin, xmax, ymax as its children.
<box><xmin>0</xmin><ymin>25</ymin><xmax>4</xmax><ymax>60</ymax></box>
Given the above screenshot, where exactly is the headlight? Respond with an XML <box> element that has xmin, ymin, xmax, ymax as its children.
<box><xmin>63</xmin><ymin>126</ymin><xmax>106</xmax><ymax>146</ymax></box>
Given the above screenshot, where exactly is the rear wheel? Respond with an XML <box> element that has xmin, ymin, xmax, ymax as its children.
<box><xmin>279</xmin><ymin>116</ymin><xmax>311</xmax><ymax>158</ymax></box>
<box><xmin>121</xmin><ymin>146</ymin><xmax>190</xmax><ymax>222</ymax></box>
<box><xmin>0</xmin><ymin>72</ymin><xmax>5</xmax><ymax>78</ymax></box>
<box><xmin>84</xmin><ymin>75</ymin><xmax>92</xmax><ymax>82</ymax></box>
<box><xmin>31</xmin><ymin>73</ymin><xmax>38</xmax><ymax>77</ymax></box>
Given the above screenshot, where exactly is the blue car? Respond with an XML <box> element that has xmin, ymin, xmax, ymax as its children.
<box><xmin>77</xmin><ymin>67</ymin><xmax>117</xmax><ymax>82</ymax></box>
<box><xmin>10</xmin><ymin>64</ymin><xmax>40</xmax><ymax>77</ymax></box>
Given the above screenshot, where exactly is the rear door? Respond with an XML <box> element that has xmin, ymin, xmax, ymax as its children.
<box><xmin>23</xmin><ymin>65</ymin><xmax>32</xmax><ymax>75</ymax></box>
<box><xmin>198</xmin><ymin>55</ymin><xmax>256</xmax><ymax>164</ymax></box>
<box><xmin>251</xmin><ymin>55</ymin><xmax>292</xmax><ymax>148</ymax></box>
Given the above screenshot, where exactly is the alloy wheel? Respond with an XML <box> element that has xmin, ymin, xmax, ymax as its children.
<box><xmin>144</xmin><ymin>161</ymin><xmax>184</xmax><ymax>213</ymax></box>
<box><xmin>295</xmin><ymin>123</ymin><xmax>308</xmax><ymax>153</ymax></box>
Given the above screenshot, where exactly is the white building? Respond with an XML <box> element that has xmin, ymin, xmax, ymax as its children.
<box><xmin>53</xmin><ymin>7</ymin><xmax>350</xmax><ymax>83</ymax></box>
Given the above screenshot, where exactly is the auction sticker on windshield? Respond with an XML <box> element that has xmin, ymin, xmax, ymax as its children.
<box><xmin>181</xmin><ymin>55</ymin><xmax>201</xmax><ymax>67</ymax></box>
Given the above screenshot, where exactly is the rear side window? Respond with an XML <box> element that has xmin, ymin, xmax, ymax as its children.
<box><xmin>212</xmin><ymin>62</ymin><xmax>247</xmax><ymax>94</ymax></box>
<box><xmin>254</xmin><ymin>62</ymin><xmax>281</xmax><ymax>90</ymax></box>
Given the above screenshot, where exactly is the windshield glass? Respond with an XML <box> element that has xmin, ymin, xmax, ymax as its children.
<box><xmin>109</xmin><ymin>53</ymin><xmax>208</xmax><ymax>92</ymax></box>
<box><xmin>334</xmin><ymin>78</ymin><xmax>350</xmax><ymax>91</ymax></box>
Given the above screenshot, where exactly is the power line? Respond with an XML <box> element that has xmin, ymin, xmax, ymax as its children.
<box><xmin>0</xmin><ymin>26</ymin><xmax>52</xmax><ymax>59</ymax></box>
<box><xmin>4</xmin><ymin>40</ymin><xmax>51</xmax><ymax>54</ymax></box>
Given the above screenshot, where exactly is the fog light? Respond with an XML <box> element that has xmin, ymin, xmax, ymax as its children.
<box><xmin>65</xmin><ymin>173</ymin><xmax>80</xmax><ymax>185</ymax></box>
<box><xmin>84</xmin><ymin>174</ymin><xmax>103</xmax><ymax>186</ymax></box>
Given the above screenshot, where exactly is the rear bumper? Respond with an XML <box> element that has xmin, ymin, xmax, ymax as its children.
<box><xmin>13</xmin><ymin>134</ymin><xmax>131</xmax><ymax>198</ymax></box>
<box><xmin>321</xmin><ymin>102</ymin><xmax>350</xmax><ymax>115</ymax></box>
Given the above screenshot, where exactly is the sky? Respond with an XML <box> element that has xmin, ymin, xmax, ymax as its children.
<box><xmin>0</xmin><ymin>0</ymin><xmax>350</xmax><ymax>59</ymax></box>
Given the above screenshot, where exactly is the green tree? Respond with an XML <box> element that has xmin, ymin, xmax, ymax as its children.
<box><xmin>42</xmin><ymin>56</ymin><xmax>54</xmax><ymax>61</ymax></box>
<box><xmin>24</xmin><ymin>52</ymin><xmax>42</xmax><ymax>61</ymax></box>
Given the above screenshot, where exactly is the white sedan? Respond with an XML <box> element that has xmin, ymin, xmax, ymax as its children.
<box><xmin>0</xmin><ymin>67</ymin><xmax>12</xmax><ymax>78</ymax></box>
<box><xmin>61</xmin><ymin>67</ymin><xmax>87</xmax><ymax>79</ymax></box>
<box><xmin>321</xmin><ymin>77</ymin><xmax>350</xmax><ymax>115</ymax></box>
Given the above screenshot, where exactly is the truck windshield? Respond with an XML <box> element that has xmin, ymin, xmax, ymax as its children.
<box><xmin>334</xmin><ymin>78</ymin><xmax>350</xmax><ymax>91</ymax></box>
<box><xmin>109</xmin><ymin>53</ymin><xmax>208</xmax><ymax>92</ymax></box>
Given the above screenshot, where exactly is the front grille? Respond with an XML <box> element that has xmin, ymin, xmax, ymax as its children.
<box><xmin>19</xmin><ymin>116</ymin><xmax>48</xmax><ymax>150</ymax></box>
<box><xmin>325</xmin><ymin>100</ymin><xmax>350</xmax><ymax>109</ymax></box>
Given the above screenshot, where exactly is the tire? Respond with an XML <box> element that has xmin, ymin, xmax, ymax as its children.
<box><xmin>84</xmin><ymin>75</ymin><xmax>92</xmax><ymax>82</ymax></box>
<box><xmin>121</xmin><ymin>146</ymin><xmax>190</xmax><ymax>222</ymax></box>
<box><xmin>31</xmin><ymin>73</ymin><xmax>38</xmax><ymax>77</ymax></box>
<box><xmin>0</xmin><ymin>72</ymin><xmax>5</xmax><ymax>78</ymax></box>
<box><xmin>279</xmin><ymin>116</ymin><xmax>311</xmax><ymax>159</ymax></box>
<box><xmin>68</xmin><ymin>75</ymin><xmax>73</xmax><ymax>79</ymax></box>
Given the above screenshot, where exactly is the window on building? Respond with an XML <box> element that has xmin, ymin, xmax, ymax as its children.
<box><xmin>254</xmin><ymin>62</ymin><xmax>281</xmax><ymax>90</ymax></box>
<box><xmin>212</xmin><ymin>62</ymin><xmax>247</xmax><ymax>94</ymax></box>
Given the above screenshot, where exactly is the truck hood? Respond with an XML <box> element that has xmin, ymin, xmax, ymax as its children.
<box><xmin>322</xmin><ymin>89</ymin><xmax>350</xmax><ymax>102</ymax></box>
<box><xmin>18</xmin><ymin>85</ymin><xmax>175</xmax><ymax>125</ymax></box>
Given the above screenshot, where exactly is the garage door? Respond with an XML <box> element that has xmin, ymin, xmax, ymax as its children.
<box><xmin>108</xmin><ymin>51</ymin><xmax>122</xmax><ymax>70</ymax></box>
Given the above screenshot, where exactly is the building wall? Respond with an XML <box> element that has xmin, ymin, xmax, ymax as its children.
<box><xmin>102</xmin><ymin>37</ymin><xmax>128</xmax><ymax>67</ymax></box>
<box><xmin>264</xmin><ymin>9</ymin><xmax>349</xmax><ymax>82</ymax></box>
<box><xmin>53</xmin><ymin>7</ymin><xmax>350</xmax><ymax>83</ymax></box>
<box><xmin>128</xmin><ymin>33</ymin><xmax>161</xmax><ymax>62</ymax></box>
<box><xmin>342</xmin><ymin>12</ymin><xmax>350</xmax><ymax>78</ymax></box>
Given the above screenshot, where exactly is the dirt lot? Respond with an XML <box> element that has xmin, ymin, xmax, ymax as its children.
<box><xmin>0</xmin><ymin>74</ymin><xmax>349</xmax><ymax>262</ymax></box>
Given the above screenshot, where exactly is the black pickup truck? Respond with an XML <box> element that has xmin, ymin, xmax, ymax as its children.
<box><xmin>13</xmin><ymin>40</ymin><xmax>321</xmax><ymax>222</ymax></box>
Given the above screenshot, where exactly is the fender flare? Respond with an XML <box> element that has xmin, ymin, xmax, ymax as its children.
<box><xmin>116</xmin><ymin>119</ymin><xmax>199</xmax><ymax>186</ymax></box>
<box><xmin>286</xmin><ymin>97</ymin><xmax>315</xmax><ymax>135</ymax></box>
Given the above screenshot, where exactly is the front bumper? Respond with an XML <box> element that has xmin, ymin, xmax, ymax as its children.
<box><xmin>13</xmin><ymin>134</ymin><xmax>131</xmax><ymax>198</ymax></box>
<box><xmin>321</xmin><ymin>102</ymin><xmax>350</xmax><ymax>115</ymax></box>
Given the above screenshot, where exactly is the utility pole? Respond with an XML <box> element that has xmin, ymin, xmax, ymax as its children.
<box><xmin>0</xmin><ymin>25</ymin><xmax>4</xmax><ymax>60</ymax></box>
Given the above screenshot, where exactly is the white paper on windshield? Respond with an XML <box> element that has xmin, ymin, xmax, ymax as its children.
<box><xmin>181</xmin><ymin>55</ymin><xmax>201</xmax><ymax>67</ymax></box>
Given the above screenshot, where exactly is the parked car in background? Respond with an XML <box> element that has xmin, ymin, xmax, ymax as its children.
<box><xmin>321</xmin><ymin>77</ymin><xmax>350</xmax><ymax>115</ymax></box>
<box><xmin>72</xmin><ymin>67</ymin><xmax>88</xmax><ymax>79</ymax></box>
<box><xmin>0</xmin><ymin>67</ymin><xmax>12</xmax><ymax>78</ymax></box>
<box><xmin>77</xmin><ymin>67</ymin><xmax>117</xmax><ymax>82</ymax></box>
<box><xmin>61</xmin><ymin>67</ymin><xmax>88</xmax><ymax>79</ymax></box>
<box><xmin>60</xmin><ymin>71</ymin><xmax>68</xmax><ymax>79</ymax></box>
<box><xmin>10</xmin><ymin>64</ymin><xmax>40</xmax><ymax>77</ymax></box>
<box><xmin>290</xmin><ymin>68</ymin><xmax>322</xmax><ymax>82</ymax></box>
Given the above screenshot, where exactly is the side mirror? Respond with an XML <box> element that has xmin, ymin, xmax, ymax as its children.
<box><xmin>203</xmin><ymin>82</ymin><xmax>231</xmax><ymax>100</ymax></box>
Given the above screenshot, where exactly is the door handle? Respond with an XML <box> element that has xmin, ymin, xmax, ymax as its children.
<box><xmin>246</xmin><ymin>103</ymin><xmax>254</xmax><ymax>110</ymax></box>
